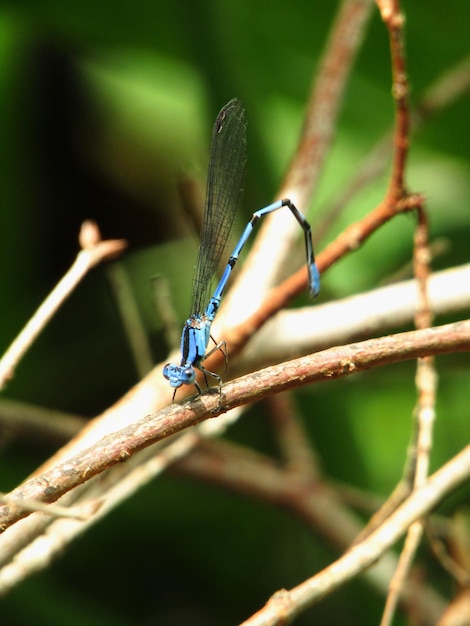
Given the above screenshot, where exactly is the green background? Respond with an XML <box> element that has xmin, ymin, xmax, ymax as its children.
<box><xmin>0</xmin><ymin>1</ymin><xmax>469</xmax><ymax>624</ymax></box>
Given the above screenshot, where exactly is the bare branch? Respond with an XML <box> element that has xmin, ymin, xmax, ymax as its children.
<box><xmin>240</xmin><ymin>445</ymin><xmax>470</xmax><ymax>626</ymax></box>
<box><xmin>0</xmin><ymin>222</ymin><xmax>127</xmax><ymax>389</ymax></box>
<box><xmin>0</xmin><ymin>319</ymin><xmax>469</xmax><ymax>532</ymax></box>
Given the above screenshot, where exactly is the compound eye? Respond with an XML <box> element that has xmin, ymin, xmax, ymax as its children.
<box><xmin>181</xmin><ymin>367</ymin><xmax>196</xmax><ymax>384</ymax></box>
<box><xmin>162</xmin><ymin>364</ymin><xmax>172</xmax><ymax>380</ymax></box>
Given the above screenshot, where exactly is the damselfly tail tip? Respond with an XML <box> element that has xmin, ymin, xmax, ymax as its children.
<box><xmin>309</xmin><ymin>264</ymin><xmax>321</xmax><ymax>298</ymax></box>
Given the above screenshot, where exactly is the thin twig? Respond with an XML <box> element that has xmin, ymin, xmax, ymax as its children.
<box><xmin>416</xmin><ymin>55</ymin><xmax>470</xmax><ymax>124</ymax></box>
<box><xmin>376</xmin><ymin>5</ymin><xmax>439</xmax><ymax>619</ymax></box>
<box><xmin>0</xmin><ymin>221</ymin><xmax>127</xmax><ymax>390</ymax></box>
<box><xmin>381</xmin><ymin>1</ymin><xmax>409</xmax><ymax>199</ymax></box>
<box><xmin>0</xmin><ymin>492</ymin><xmax>96</xmax><ymax>521</ymax></box>
<box><xmin>174</xmin><ymin>439</ymin><xmax>447</xmax><ymax>624</ymax></box>
<box><xmin>239</xmin><ymin>445</ymin><xmax>470</xmax><ymax>626</ymax></box>
<box><xmin>381</xmin><ymin>204</ymin><xmax>438</xmax><ymax>626</ymax></box>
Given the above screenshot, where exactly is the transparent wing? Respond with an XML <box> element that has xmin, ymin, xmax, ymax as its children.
<box><xmin>190</xmin><ymin>98</ymin><xmax>247</xmax><ymax>315</ymax></box>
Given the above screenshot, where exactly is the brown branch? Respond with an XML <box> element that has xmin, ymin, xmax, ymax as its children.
<box><xmin>378</xmin><ymin>0</ymin><xmax>410</xmax><ymax>199</ymax></box>
<box><xmin>373</xmin><ymin>2</ymin><xmax>438</xmax><ymax>620</ymax></box>
<box><xmin>173</xmin><ymin>439</ymin><xmax>447</xmax><ymax>624</ymax></box>
<box><xmin>380</xmin><ymin>208</ymin><xmax>438</xmax><ymax>625</ymax></box>
<box><xmin>240</xmin><ymin>445</ymin><xmax>470</xmax><ymax>626</ymax></box>
<box><xmin>0</xmin><ymin>319</ymin><xmax>469</xmax><ymax>532</ymax></box>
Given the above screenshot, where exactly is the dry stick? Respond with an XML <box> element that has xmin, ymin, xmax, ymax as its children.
<box><xmin>381</xmin><ymin>2</ymin><xmax>408</xmax><ymax>199</ymax></box>
<box><xmin>0</xmin><ymin>492</ymin><xmax>93</xmax><ymax>521</ymax></box>
<box><xmin>1</xmin><ymin>319</ymin><xmax>469</xmax><ymax>533</ymax></box>
<box><xmin>331</xmin><ymin>0</ymin><xmax>416</xmax><ymax>551</ymax></box>
<box><xmin>239</xmin><ymin>445</ymin><xmax>470</xmax><ymax>626</ymax></box>
<box><xmin>0</xmin><ymin>221</ymin><xmax>127</xmax><ymax>390</ymax></box>
<box><xmin>412</xmin><ymin>210</ymin><xmax>438</xmax><ymax>480</ymax></box>
<box><xmin>381</xmin><ymin>206</ymin><xmax>438</xmax><ymax>625</ymax></box>
<box><xmin>374</xmin><ymin>3</ymin><xmax>439</xmax><ymax>623</ymax></box>
<box><xmin>174</xmin><ymin>440</ymin><xmax>447</xmax><ymax>625</ymax></box>
<box><xmin>0</xmin><ymin>428</ymin><xmax>211</xmax><ymax>593</ymax></box>
<box><xmin>0</xmin><ymin>407</ymin><xmax>245</xmax><ymax>588</ymax></box>
<box><xmin>381</xmin><ymin>215</ymin><xmax>437</xmax><ymax>625</ymax></box>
